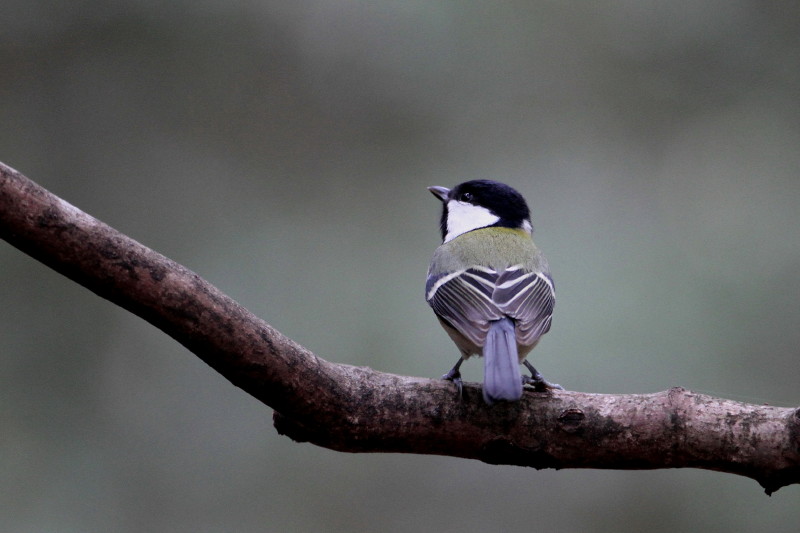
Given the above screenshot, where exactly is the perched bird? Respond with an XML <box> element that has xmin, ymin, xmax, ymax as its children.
<box><xmin>425</xmin><ymin>180</ymin><xmax>560</xmax><ymax>405</ymax></box>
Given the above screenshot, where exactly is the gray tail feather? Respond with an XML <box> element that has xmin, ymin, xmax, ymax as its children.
<box><xmin>483</xmin><ymin>318</ymin><xmax>523</xmax><ymax>405</ymax></box>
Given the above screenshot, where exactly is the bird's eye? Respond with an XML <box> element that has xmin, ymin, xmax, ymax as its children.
<box><xmin>459</xmin><ymin>192</ymin><xmax>473</xmax><ymax>202</ymax></box>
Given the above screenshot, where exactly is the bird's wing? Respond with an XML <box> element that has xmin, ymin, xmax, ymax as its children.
<box><xmin>426</xmin><ymin>266</ymin><xmax>503</xmax><ymax>347</ymax></box>
<box><xmin>493</xmin><ymin>265</ymin><xmax>555</xmax><ymax>346</ymax></box>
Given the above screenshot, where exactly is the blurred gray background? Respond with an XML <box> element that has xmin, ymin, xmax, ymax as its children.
<box><xmin>2</xmin><ymin>2</ymin><xmax>799</xmax><ymax>532</ymax></box>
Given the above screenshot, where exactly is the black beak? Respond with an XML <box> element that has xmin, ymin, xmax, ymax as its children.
<box><xmin>427</xmin><ymin>186</ymin><xmax>450</xmax><ymax>202</ymax></box>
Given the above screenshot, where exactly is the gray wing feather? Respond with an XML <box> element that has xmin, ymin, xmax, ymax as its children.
<box><xmin>427</xmin><ymin>264</ymin><xmax>554</xmax><ymax>349</ymax></box>
<box><xmin>494</xmin><ymin>266</ymin><xmax>555</xmax><ymax>346</ymax></box>
<box><xmin>426</xmin><ymin>267</ymin><xmax>502</xmax><ymax>346</ymax></box>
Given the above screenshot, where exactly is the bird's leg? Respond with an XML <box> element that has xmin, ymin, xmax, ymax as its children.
<box><xmin>442</xmin><ymin>357</ymin><xmax>464</xmax><ymax>399</ymax></box>
<box><xmin>522</xmin><ymin>360</ymin><xmax>563</xmax><ymax>392</ymax></box>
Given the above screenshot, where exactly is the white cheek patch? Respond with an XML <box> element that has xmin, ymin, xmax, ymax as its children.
<box><xmin>444</xmin><ymin>200</ymin><xmax>500</xmax><ymax>242</ymax></box>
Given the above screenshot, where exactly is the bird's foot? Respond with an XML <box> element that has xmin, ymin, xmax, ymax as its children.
<box><xmin>442</xmin><ymin>358</ymin><xmax>465</xmax><ymax>400</ymax></box>
<box><xmin>442</xmin><ymin>368</ymin><xmax>463</xmax><ymax>399</ymax></box>
<box><xmin>522</xmin><ymin>360</ymin><xmax>563</xmax><ymax>392</ymax></box>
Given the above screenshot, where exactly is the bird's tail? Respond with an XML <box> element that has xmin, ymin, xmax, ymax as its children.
<box><xmin>483</xmin><ymin>317</ymin><xmax>523</xmax><ymax>405</ymax></box>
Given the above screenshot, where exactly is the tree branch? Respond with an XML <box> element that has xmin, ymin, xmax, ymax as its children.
<box><xmin>1</xmin><ymin>161</ymin><xmax>798</xmax><ymax>495</ymax></box>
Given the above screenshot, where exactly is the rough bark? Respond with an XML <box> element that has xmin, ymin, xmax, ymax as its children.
<box><xmin>1</xmin><ymin>161</ymin><xmax>798</xmax><ymax>495</ymax></box>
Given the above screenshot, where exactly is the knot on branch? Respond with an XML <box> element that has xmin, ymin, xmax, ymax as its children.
<box><xmin>557</xmin><ymin>408</ymin><xmax>586</xmax><ymax>433</ymax></box>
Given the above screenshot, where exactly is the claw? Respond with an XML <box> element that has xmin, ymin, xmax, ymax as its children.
<box><xmin>442</xmin><ymin>357</ymin><xmax>465</xmax><ymax>400</ymax></box>
<box><xmin>522</xmin><ymin>360</ymin><xmax>563</xmax><ymax>392</ymax></box>
<box><xmin>442</xmin><ymin>372</ymin><xmax>463</xmax><ymax>399</ymax></box>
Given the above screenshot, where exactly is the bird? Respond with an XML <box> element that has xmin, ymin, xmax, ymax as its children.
<box><xmin>425</xmin><ymin>179</ymin><xmax>561</xmax><ymax>405</ymax></box>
